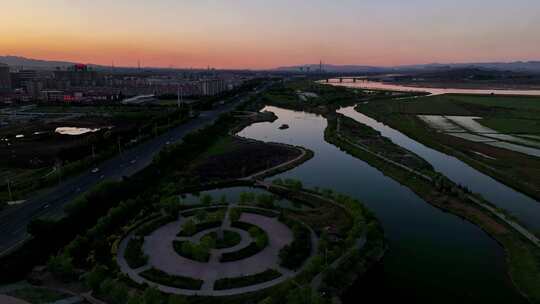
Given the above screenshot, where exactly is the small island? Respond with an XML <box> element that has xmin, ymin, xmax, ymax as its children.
<box><xmin>279</xmin><ymin>124</ymin><xmax>289</xmax><ymax>130</ymax></box>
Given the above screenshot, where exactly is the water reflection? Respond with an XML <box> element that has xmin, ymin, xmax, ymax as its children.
<box><xmin>237</xmin><ymin>106</ymin><xmax>524</xmax><ymax>303</ymax></box>
<box><xmin>55</xmin><ymin>127</ymin><xmax>101</xmax><ymax>136</ymax></box>
<box><xmin>326</xmin><ymin>80</ymin><xmax>540</xmax><ymax>96</ymax></box>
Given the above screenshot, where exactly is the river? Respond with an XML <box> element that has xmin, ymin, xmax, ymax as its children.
<box><xmin>230</xmin><ymin>106</ymin><xmax>526</xmax><ymax>303</ymax></box>
<box><xmin>327</xmin><ymin>80</ymin><xmax>540</xmax><ymax>96</ymax></box>
<box><xmin>337</xmin><ymin>106</ymin><xmax>540</xmax><ymax>232</ymax></box>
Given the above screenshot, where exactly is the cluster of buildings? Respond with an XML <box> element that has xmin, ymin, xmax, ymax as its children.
<box><xmin>0</xmin><ymin>62</ymin><xmax>248</xmax><ymax>104</ymax></box>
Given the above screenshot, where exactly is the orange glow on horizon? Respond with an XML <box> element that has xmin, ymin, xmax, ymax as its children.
<box><xmin>1</xmin><ymin>1</ymin><xmax>539</xmax><ymax>69</ymax></box>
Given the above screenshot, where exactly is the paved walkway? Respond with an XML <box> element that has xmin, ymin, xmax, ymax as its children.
<box><xmin>117</xmin><ymin>207</ymin><xmax>316</xmax><ymax>296</ymax></box>
<box><xmin>0</xmin><ymin>295</ymin><xmax>31</xmax><ymax>304</ymax></box>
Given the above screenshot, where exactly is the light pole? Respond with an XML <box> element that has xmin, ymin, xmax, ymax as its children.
<box><xmin>177</xmin><ymin>85</ymin><xmax>184</xmax><ymax>109</ymax></box>
<box><xmin>6</xmin><ymin>178</ymin><xmax>12</xmax><ymax>202</ymax></box>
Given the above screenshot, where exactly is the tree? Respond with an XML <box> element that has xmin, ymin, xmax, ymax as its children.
<box><xmin>168</xmin><ymin>295</ymin><xmax>188</xmax><ymax>304</ymax></box>
<box><xmin>257</xmin><ymin>194</ymin><xmax>275</xmax><ymax>208</ymax></box>
<box><xmin>200</xmin><ymin>194</ymin><xmax>213</xmax><ymax>205</ymax></box>
<box><xmin>195</xmin><ymin>210</ymin><xmax>208</xmax><ymax>222</ymax></box>
<box><xmin>160</xmin><ymin>196</ymin><xmax>180</xmax><ymax>218</ymax></box>
<box><xmin>192</xmin><ymin>244</ymin><xmax>208</xmax><ymax>262</ymax></box>
<box><xmin>98</xmin><ymin>278</ymin><xmax>115</xmax><ymax>295</ymax></box>
<box><xmin>143</xmin><ymin>287</ymin><xmax>163</xmax><ymax>304</ymax></box>
<box><xmin>239</xmin><ymin>192</ymin><xmax>255</xmax><ymax>204</ymax></box>
<box><xmin>229</xmin><ymin>208</ymin><xmax>241</xmax><ymax>223</ymax></box>
<box><xmin>111</xmin><ymin>282</ymin><xmax>129</xmax><ymax>304</ymax></box>
<box><xmin>248</xmin><ymin>227</ymin><xmax>260</xmax><ymax>238</ymax></box>
<box><xmin>219</xmin><ymin>195</ymin><xmax>228</xmax><ymax>204</ymax></box>
<box><xmin>181</xmin><ymin>219</ymin><xmax>196</xmax><ymax>236</ymax></box>
<box><xmin>127</xmin><ymin>296</ymin><xmax>143</xmax><ymax>304</ymax></box>
<box><xmin>201</xmin><ymin>235</ymin><xmax>216</xmax><ymax>249</ymax></box>
<box><xmin>47</xmin><ymin>253</ymin><xmax>75</xmax><ymax>280</ymax></box>
<box><xmin>255</xmin><ymin>233</ymin><xmax>267</xmax><ymax>249</ymax></box>
<box><xmin>286</xmin><ymin>287</ymin><xmax>323</xmax><ymax>304</ymax></box>
<box><xmin>85</xmin><ymin>265</ymin><xmax>107</xmax><ymax>291</ymax></box>
<box><xmin>181</xmin><ymin>242</ymin><xmax>193</xmax><ymax>256</ymax></box>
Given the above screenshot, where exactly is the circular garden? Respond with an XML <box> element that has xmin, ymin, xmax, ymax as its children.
<box><xmin>118</xmin><ymin>202</ymin><xmax>316</xmax><ymax>296</ymax></box>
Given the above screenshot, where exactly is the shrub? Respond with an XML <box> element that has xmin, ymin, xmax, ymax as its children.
<box><xmin>135</xmin><ymin>216</ymin><xmax>174</xmax><ymax>237</ymax></box>
<box><xmin>214</xmin><ymin>269</ymin><xmax>281</xmax><ymax>290</ymax></box>
<box><xmin>47</xmin><ymin>253</ymin><xmax>75</xmax><ymax>281</ymax></box>
<box><xmin>140</xmin><ymin>268</ymin><xmax>203</xmax><ymax>290</ymax></box>
<box><xmin>177</xmin><ymin>220</ymin><xmax>222</xmax><ymax>237</ymax></box>
<box><xmin>173</xmin><ymin>241</ymin><xmax>210</xmax><ymax>262</ymax></box>
<box><xmin>220</xmin><ymin>225</ymin><xmax>268</xmax><ymax>262</ymax></box>
<box><xmin>200</xmin><ymin>194</ymin><xmax>213</xmax><ymax>205</ymax></box>
<box><xmin>279</xmin><ymin>219</ymin><xmax>312</xmax><ymax>270</ymax></box>
<box><xmin>124</xmin><ymin>237</ymin><xmax>148</xmax><ymax>268</ymax></box>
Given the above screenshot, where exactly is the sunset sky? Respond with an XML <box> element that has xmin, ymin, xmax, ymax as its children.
<box><xmin>1</xmin><ymin>0</ymin><xmax>539</xmax><ymax>69</ymax></box>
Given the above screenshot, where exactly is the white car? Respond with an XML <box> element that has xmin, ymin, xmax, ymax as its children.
<box><xmin>91</xmin><ymin>168</ymin><xmax>100</xmax><ymax>173</ymax></box>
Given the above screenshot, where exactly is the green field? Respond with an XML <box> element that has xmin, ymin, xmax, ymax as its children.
<box><xmin>355</xmin><ymin>93</ymin><xmax>540</xmax><ymax>201</ymax></box>
<box><xmin>480</xmin><ymin>118</ymin><xmax>540</xmax><ymax>134</ymax></box>
<box><xmin>398</xmin><ymin>94</ymin><xmax>540</xmax><ymax>121</ymax></box>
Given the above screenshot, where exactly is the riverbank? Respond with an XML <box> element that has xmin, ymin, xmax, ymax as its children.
<box><xmin>324</xmin><ymin>113</ymin><xmax>540</xmax><ymax>303</ymax></box>
<box><xmin>351</xmin><ymin>95</ymin><xmax>540</xmax><ymax>203</ymax></box>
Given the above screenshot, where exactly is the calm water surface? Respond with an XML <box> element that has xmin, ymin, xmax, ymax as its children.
<box><xmin>328</xmin><ymin>80</ymin><xmax>540</xmax><ymax>96</ymax></box>
<box><xmin>232</xmin><ymin>106</ymin><xmax>525</xmax><ymax>303</ymax></box>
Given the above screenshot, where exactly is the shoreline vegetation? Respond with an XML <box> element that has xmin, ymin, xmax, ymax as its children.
<box><xmin>258</xmin><ymin>79</ymin><xmax>540</xmax><ymax>303</ymax></box>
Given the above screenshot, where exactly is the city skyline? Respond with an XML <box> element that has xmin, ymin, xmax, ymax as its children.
<box><xmin>2</xmin><ymin>0</ymin><xmax>540</xmax><ymax>69</ymax></box>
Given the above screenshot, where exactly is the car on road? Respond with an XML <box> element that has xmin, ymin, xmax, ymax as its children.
<box><xmin>91</xmin><ymin>168</ymin><xmax>100</xmax><ymax>173</ymax></box>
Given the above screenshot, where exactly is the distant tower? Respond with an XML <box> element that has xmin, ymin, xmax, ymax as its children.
<box><xmin>319</xmin><ymin>60</ymin><xmax>323</xmax><ymax>73</ymax></box>
<box><xmin>138</xmin><ymin>60</ymin><xmax>141</xmax><ymax>70</ymax></box>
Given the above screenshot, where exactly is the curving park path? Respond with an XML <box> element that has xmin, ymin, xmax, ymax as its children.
<box><xmin>117</xmin><ymin>207</ymin><xmax>317</xmax><ymax>296</ymax></box>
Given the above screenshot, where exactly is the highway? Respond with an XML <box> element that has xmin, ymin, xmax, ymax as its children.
<box><xmin>0</xmin><ymin>86</ymin><xmax>265</xmax><ymax>255</ymax></box>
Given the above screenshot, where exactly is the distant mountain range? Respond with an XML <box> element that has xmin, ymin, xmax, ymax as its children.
<box><xmin>1</xmin><ymin>55</ymin><xmax>540</xmax><ymax>73</ymax></box>
<box><xmin>276</xmin><ymin>61</ymin><xmax>540</xmax><ymax>73</ymax></box>
<box><xmin>0</xmin><ymin>55</ymin><xmax>82</xmax><ymax>70</ymax></box>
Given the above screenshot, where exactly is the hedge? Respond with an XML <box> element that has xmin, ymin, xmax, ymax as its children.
<box><xmin>139</xmin><ymin>268</ymin><xmax>203</xmax><ymax>290</ymax></box>
<box><xmin>214</xmin><ymin>269</ymin><xmax>282</xmax><ymax>290</ymax></box>
<box><xmin>124</xmin><ymin>237</ymin><xmax>148</xmax><ymax>269</ymax></box>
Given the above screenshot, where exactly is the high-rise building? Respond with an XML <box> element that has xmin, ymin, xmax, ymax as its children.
<box><xmin>53</xmin><ymin>64</ymin><xmax>103</xmax><ymax>88</ymax></box>
<box><xmin>0</xmin><ymin>63</ymin><xmax>11</xmax><ymax>92</ymax></box>
<box><xmin>200</xmin><ymin>78</ymin><xmax>226</xmax><ymax>96</ymax></box>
